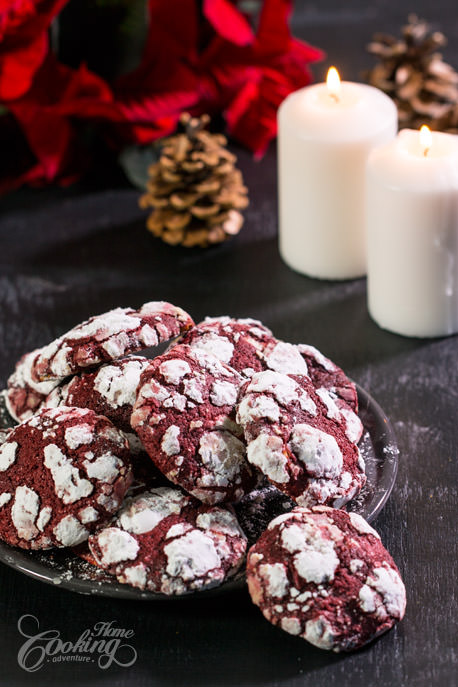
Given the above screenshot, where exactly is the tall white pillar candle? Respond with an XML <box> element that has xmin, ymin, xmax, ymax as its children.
<box><xmin>278</xmin><ymin>69</ymin><xmax>397</xmax><ymax>279</ymax></box>
<box><xmin>367</xmin><ymin>127</ymin><xmax>458</xmax><ymax>337</ymax></box>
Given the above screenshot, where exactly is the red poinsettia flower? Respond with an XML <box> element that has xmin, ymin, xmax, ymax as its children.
<box><xmin>4</xmin><ymin>52</ymin><xmax>119</xmax><ymax>188</ymax></box>
<box><xmin>0</xmin><ymin>0</ymin><xmax>69</xmax><ymax>101</ymax></box>
<box><xmin>110</xmin><ymin>0</ymin><xmax>202</xmax><ymax>146</ymax></box>
<box><xmin>112</xmin><ymin>0</ymin><xmax>323</xmax><ymax>157</ymax></box>
<box><xmin>200</xmin><ymin>0</ymin><xmax>324</xmax><ymax>156</ymax></box>
<box><xmin>1</xmin><ymin>0</ymin><xmax>324</xmax><ymax>192</ymax></box>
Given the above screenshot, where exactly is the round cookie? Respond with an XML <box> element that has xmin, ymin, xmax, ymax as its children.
<box><xmin>5</xmin><ymin>349</ymin><xmax>60</xmax><ymax>422</ymax></box>
<box><xmin>131</xmin><ymin>344</ymin><xmax>256</xmax><ymax>504</ymax></box>
<box><xmin>0</xmin><ymin>406</ymin><xmax>133</xmax><ymax>549</ymax></box>
<box><xmin>177</xmin><ymin>316</ymin><xmax>275</xmax><ymax>378</ymax></box>
<box><xmin>31</xmin><ymin>301</ymin><xmax>194</xmax><ymax>382</ymax></box>
<box><xmin>44</xmin><ymin>355</ymin><xmax>150</xmax><ymax>433</ymax></box>
<box><xmin>88</xmin><ymin>486</ymin><xmax>247</xmax><ymax>594</ymax></box>
<box><xmin>236</xmin><ymin>370</ymin><xmax>366</xmax><ymax>507</ymax></box>
<box><xmin>246</xmin><ymin>506</ymin><xmax>406</xmax><ymax>652</ymax></box>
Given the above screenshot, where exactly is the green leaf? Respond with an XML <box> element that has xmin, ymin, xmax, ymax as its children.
<box><xmin>118</xmin><ymin>143</ymin><xmax>162</xmax><ymax>190</ymax></box>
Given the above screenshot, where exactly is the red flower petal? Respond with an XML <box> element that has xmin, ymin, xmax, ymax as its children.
<box><xmin>112</xmin><ymin>90</ymin><xmax>200</xmax><ymax>145</ymax></box>
<box><xmin>116</xmin><ymin>90</ymin><xmax>200</xmax><ymax>125</ymax></box>
<box><xmin>289</xmin><ymin>37</ymin><xmax>325</xmax><ymax>63</ymax></box>
<box><xmin>110</xmin><ymin>0</ymin><xmax>202</xmax><ymax>144</ymax></box>
<box><xmin>116</xmin><ymin>0</ymin><xmax>199</xmax><ymax>93</ymax></box>
<box><xmin>8</xmin><ymin>54</ymin><xmax>118</xmax><ymax>183</ymax></box>
<box><xmin>255</xmin><ymin>0</ymin><xmax>291</xmax><ymax>54</ymax></box>
<box><xmin>224</xmin><ymin>58</ymin><xmax>316</xmax><ymax>156</ymax></box>
<box><xmin>203</xmin><ymin>0</ymin><xmax>254</xmax><ymax>46</ymax></box>
<box><xmin>0</xmin><ymin>32</ymin><xmax>47</xmax><ymax>100</ymax></box>
<box><xmin>0</xmin><ymin>0</ymin><xmax>70</xmax><ymax>101</ymax></box>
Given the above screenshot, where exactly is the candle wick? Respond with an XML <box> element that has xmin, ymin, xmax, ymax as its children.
<box><xmin>329</xmin><ymin>93</ymin><xmax>339</xmax><ymax>104</ymax></box>
<box><xmin>423</xmin><ymin>147</ymin><xmax>430</xmax><ymax>157</ymax></box>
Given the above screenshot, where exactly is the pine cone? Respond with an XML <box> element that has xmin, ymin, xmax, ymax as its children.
<box><xmin>365</xmin><ymin>14</ymin><xmax>458</xmax><ymax>133</ymax></box>
<box><xmin>139</xmin><ymin>113</ymin><xmax>249</xmax><ymax>247</ymax></box>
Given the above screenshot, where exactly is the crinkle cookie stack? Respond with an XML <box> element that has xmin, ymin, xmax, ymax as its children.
<box><xmin>0</xmin><ymin>301</ymin><xmax>405</xmax><ymax>652</ymax></box>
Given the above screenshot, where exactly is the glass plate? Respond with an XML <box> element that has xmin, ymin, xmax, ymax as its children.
<box><xmin>0</xmin><ymin>384</ymin><xmax>398</xmax><ymax>600</ymax></box>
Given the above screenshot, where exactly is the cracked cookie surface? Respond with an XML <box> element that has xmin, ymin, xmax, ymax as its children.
<box><xmin>131</xmin><ymin>344</ymin><xmax>256</xmax><ymax>504</ymax></box>
<box><xmin>0</xmin><ymin>407</ymin><xmax>132</xmax><ymax>549</ymax></box>
<box><xmin>236</xmin><ymin>370</ymin><xmax>365</xmax><ymax>507</ymax></box>
<box><xmin>247</xmin><ymin>506</ymin><xmax>406</xmax><ymax>651</ymax></box>
<box><xmin>31</xmin><ymin>301</ymin><xmax>194</xmax><ymax>382</ymax></box>
<box><xmin>89</xmin><ymin>486</ymin><xmax>247</xmax><ymax>594</ymax></box>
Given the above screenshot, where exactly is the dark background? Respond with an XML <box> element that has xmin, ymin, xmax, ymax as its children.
<box><xmin>1</xmin><ymin>2</ymin><xmax>457</xmax><ymax>686</ymax></box>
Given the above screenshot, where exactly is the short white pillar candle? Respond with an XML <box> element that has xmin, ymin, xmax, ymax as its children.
<box><xmin>366</xmin><ymin>127</ymin><xmax>458</xmax><ymax>338</ymax></box>
<box><xmin>278</xmin><ymin>68</ymin><xmax>397</xmax><ymax>280</ymax></box>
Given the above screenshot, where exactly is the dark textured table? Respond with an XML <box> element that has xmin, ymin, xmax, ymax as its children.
<box><xmin>1</xmin><ymin>3</ymin><xmax>457</xmax><ymax>686</ymax></box>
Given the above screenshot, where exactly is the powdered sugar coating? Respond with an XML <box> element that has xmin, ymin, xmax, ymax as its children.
<box><xmin>5</xmin><ymin>349</ymin><xmax>60</xmax><ymax>422</ymax></box>
<box><xmin>247</xmin><ymin>435</ymin><xmax>290</xmax><ymax>484</ymax></box>
<box><xmin>225</xmin><ymin>335</ymin><xmax>361</xmax><ymax>439</ymax></box>
<box><xmin>53</xmin><ymin>515</ymin><xmax>89</xmax><ymax>547</ymax></box>
<box><xmin>288</xmin><ymin>424</ymin><xmax>343</xmax><ymax>480</ymax></box>
<box><xmin>247</xmin><ymin>506</ymin><xmax>406</xmax><ymax>652</ymax></box>
<box><xmin>118</xmin><ymin>488</ymin><xmax>189</xmax><ymax>534</ymax></box>
<box><xmin>44</xmin><ymin>356</ymin><xmax>151</xmax><ymax>434</ymax></box>
<box><xmin>176</xmin><ymin>316</ymin><xmax>275</xmax><ymax>378</ymax></box>
<box><xmin>31</xmin><ymin>301</ymin><xmax>194</xmax><ymax>382</ymax></box>
<box><xmin>11</xmin><ymin>485</ymin><xmax>40</xmax><ymax>541</ymax></box>
<box><xmin>64</xmin><ymin>423</ymin><xmax>94</xmax><ymax>449</ymax></box>
<box><xmin>261</xmin><ymin>341</ymin><xmax>309</xmax><ymax>376</ymax></box>
<box><xmin>164</xmin><ymin>530</ymin><xmax>221</xmax><ymax>582</ymax></box>
<box><xmin>44</xmin><ymin>444</ymin><xmax>94</xmax><ymax>504</ymax></box>
<box><xmin>237</xmin><ymin>371</ymin><xmax>365</xmax><ymax>508</ymax></box>
<box><xmin>0</xmin><ymin>493</ymin><xmax>12</xmax><ymax>508</ymax></box>
<box><xmin>0</xmin><ymin>441</ymin><xmax>18</xmax><ymax>471</ymax></box>
<box><xmin>0</xmin><ymin>407</ymin><xmax>133</xmax><ymax>550</ymax></box>
<box><xmin>94</xmin><ymin>528</ymin><xmax>139</xmax><ymax>565</ymax></box>
<box><xmin>367</xmin><ymin>566</ymin><xmax>406</xmax><ymax>617</ymax></box>
<box><xmin>179</xmin><ymin>321</ymin><xmax>359</xmax><ymax>427</ymax></box>
<box><xmin>257</xmin><ymin>341</ymin><xmax>362</xmax><ymax>442</ymax></box>
<box><xmin>88</xmin><ymin>486</ymin><xmax>247</xmax><ymax>594</ymax></box>
<box><xmin>131</xmin><ymin>344</ymin><xmax>255</xmax><ymax>504</ymax></box>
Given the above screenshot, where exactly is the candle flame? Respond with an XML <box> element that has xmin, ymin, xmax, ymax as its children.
<box><xmin>326</xmin><ymin>67</ymin><xmax>341</xmax><ymax>102</ymax></box>
<box><xmin>420</xmin><ymin>125</ymin><xmax>432</xmax><ymax>157</ymax></box>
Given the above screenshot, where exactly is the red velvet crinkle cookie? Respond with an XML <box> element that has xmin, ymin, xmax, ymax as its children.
<box><xmin>258</xmin><ymin>340</ymin><xmax>362</xmax><ymax>442</ymax></box>
<box><xmin>131</xmin><ymin>344</ymin><xmax>256</xmax><ymax>504</ymax></box>
<box><xmin>0</xmin><ymin>407</ymin><xmax>133</xmax><ymax>549</ymax></box>
<box><xmin>44</xmin><ymin>355</ymin><xmax>150</xmax><ymax>433</ymax></box>
<box><xmin>5</xmin><ymin>349</ymin><xmax>60</xmax><ymax>422</ymax></box>
<box><xmin>236</xmin><ymin>370</ymin><xmax>366</xmax><ymax>507</ymax></box>
<box><xmin>31</xmin><ymin>301</ymin><xmax>194</xmax><ymax>382</ymax></box>
<box><xmin>247</xmin><ymin>506</ymin><xmax>406</xmax><ymax>652</ymax></box>
<box><xmin>177</xmin><ymin>316</ymin><xmax>275</xmax><ymax>378</ymax></box>
<box><xmin>88</xmin><ymin>486</ymin><xmax>247</xmax><ymax>594</ymax></box>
